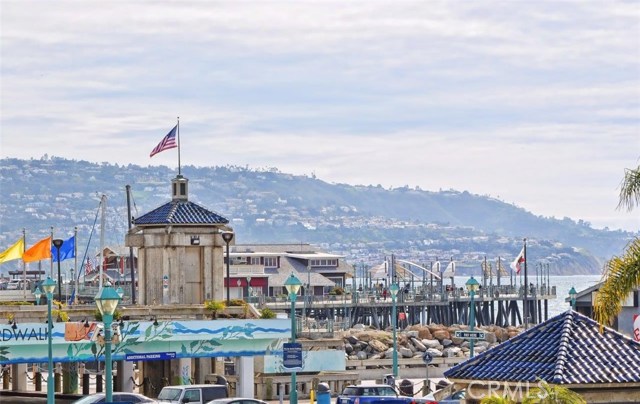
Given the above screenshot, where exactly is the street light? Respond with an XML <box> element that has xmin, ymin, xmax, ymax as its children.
<box><xmin>34</xmin><ymin>287</ymin><xmax>42</xmax><ymax>305</ymax></box>
<box><xmin>284</xmin><ymin>274</ymin><xmax>302</xmax><ymax>404</ymax></box>
<box><xmin>95</xmin><ymin>282</ymin><xmax>122</xmax><ymax>403</ymax></box>
<box><xmin>389</xmin><ymin>282</ymin><xmax>399</xmax><ymax>378</ymax></box>
<box><xmin>40</xmin><ymin>277</ymin><xmax>56</xmax><ymax>404</ymax></box>
<box><xmin>246</xmin><ymin>276</ymin><xmax>252</xmax><ymax>301</ymax></box>
<box><xmin>465</xmin><ymin>277</ymin><xmax>480</xmax><ymax>358</ymax></box>
<box><xmin>116</xmin><ymin>287</ymin><xmax>124</xmax><ymax>299</ymax></box>
<box><xmin>52</xmin><ymin>239</ymin><xmax>64</xmax><ymax>301</ymax></box>
<box><xmin>569</xmin><ymin>286</ymin><xmax>577</xmax><ymax>310</ymax></box>
<box><xmin>221</xmin><ymin>231</ymin><xmax>234</xmax><ymax>305</ymax></box>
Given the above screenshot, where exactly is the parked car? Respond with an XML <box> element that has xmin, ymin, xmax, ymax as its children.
<box><xmin>337</xmin><ymin>384</ymin><xmax>426</xmax><ymax>404</ymax></box>
<box><xmin>206</xmin><ymin>399</ymin><xmax>267</xmax><ymax>404</ymax></box>
<box><xmin>157</xmin><ymin>384</ymin><xmax>229</xmax><ymax>404</ymax></box>
<box><xmin>421</xmin><ymin>389</ymin><xmax>466</xmax><ymax>404</ymax></box>
<box><xmin>72</xmin><ymin>392</ymin><xmax>157</xmax><ymax>403</ymax></box>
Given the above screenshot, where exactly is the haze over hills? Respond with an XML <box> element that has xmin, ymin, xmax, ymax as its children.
<box><xmin>0</xmin><ymin>156</ymin><xmax>634</xmax><ymax>276</ymax></box>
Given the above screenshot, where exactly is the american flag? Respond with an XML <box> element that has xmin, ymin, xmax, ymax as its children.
<box><xmin>150</xmin><ymin>125</ymin><xmax>178</xmax><ymax>157</ymax></box>
<box><xmin>84</xmin><ymin>257</ymin><xmax>94</xmax><ymax>275</ymax></box>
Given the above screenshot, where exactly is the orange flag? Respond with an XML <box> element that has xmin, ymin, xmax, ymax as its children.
<box><xmin>23</xmin><ymin>236</ymin><xmax>52</xmax><ymax>262</ymax></box>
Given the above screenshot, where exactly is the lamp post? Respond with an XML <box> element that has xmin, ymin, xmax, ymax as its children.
<box><xmin>221</xmin><ymin>231</ymin><xmax>234</xmax><ymax>305</ymax></box>
<box><xmin>465</xmin><ymin>277</ymin><xmax>480</xmax><ymax>358</ymax></box>
<box><xmin>389</xmin><ymin>282</ymin><xmax>399</xmax><ymax>378</ymax></box>
<box><xmin>246</xmin><ymin>276</ymin><xmax>252</xmax><ymax>302</ymax></box>
<box><xmin>34</xmin><ymin>287</ymin><xmax>42</xmax><ymax>305</ymax></box>
<box><xmin>40</xmin><ymin>277</ymin><xmax>56</xmax><ymax>404</ymax></box>
<box><xmin>52</xmin><ymin>239</ymin><xmax>64</xmax><ymax>301</ymax></box>
<box><xmin>569</xmin><ymin>286</ymin><xmax>577</xmax><ymax>310</ymax></box>
<box><xmin>95</xmin><ymin>282</ymin><xmax>122</xmax><ymax>403</ymax></box>
<box><xmin>284</xmin><ymin>274</ymin><xmax>302</xmax><ymax>404</ymax></box>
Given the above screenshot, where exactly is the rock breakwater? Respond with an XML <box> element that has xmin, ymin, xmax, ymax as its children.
<box><xmin>341</xmin><ymin>323</ymin><xmax>523</xmax><ymax>360</ymax></box>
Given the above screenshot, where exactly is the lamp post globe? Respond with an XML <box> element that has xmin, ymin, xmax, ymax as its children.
<box><xmin>569</xmin><ymin>286</ymin><xmax>577</xmax><ymax>311</ymax></box>
<box><xmin>52</xmin><ymin>239</ymin><xmax>64</xmax><ymax>301</ymax></box>
<box><xmin>465</xmin><ymin>277</ymin><xmax>480</xmax><ymax>358</ymax></box>
<box><xmin>284</xmin><ymin>274</ymin><xmax>302</xmax><ymax>404</ymax></box>
<box><xmin>33</xmin><ymin>287</ymin><xmax>42</xmax><ymax>305</ymax></box>
<box><xmin>389</xmin><ymin>282</ymin><xmax>399</xmax><ymax>378</ymax></box>
<box><xmin>221</xmin><ymin>231</ymin><xmax>234</xmax><ymax>305</ymax></box>
<box><xmin>41</xmin><ymin>277</ymin><xmax>57</xmax><ymax>404</ymax></box>
<box><xmin>95</xmin><ymin>282</ymin><xmax>122</xmax><ymax>403</ymax></box>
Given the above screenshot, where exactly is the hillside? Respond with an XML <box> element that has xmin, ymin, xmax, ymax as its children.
<box><xmin>0</xmin><ymin>156</ymin><xmax>634</xmax><ymax>275</ymax></box>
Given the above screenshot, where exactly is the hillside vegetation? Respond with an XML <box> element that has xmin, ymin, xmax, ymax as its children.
<box><xmin>0</xmin><ymin>156</ymin><xmax>633</xmax><ymax>275</ymax></box>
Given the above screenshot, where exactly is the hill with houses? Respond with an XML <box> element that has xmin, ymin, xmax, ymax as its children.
<box><xmin>0</xmin><ymin>156</ymin><xmax>634</xmax><ymax>275</ymax></box>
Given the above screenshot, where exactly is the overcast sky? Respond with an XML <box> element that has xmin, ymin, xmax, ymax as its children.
<box><xmin>1</xmin><ymin>1</ymin><xmax>639</xmax><ymax>232</ymax></box>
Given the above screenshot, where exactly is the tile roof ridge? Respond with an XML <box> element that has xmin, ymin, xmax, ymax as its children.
<box><xmin>553</xmin><ymin>310</ymin><xmax>574</xmax><ymax>384</ymax></box>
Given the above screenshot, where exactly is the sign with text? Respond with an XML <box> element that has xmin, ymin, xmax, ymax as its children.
<box><xmin>125</xmin><ymin>352</ymin><xmax>176</xmax><ymax>362</ymax></box>
<box><xmin>454</xmin><ymin>330</ymin><xmax>486</xmax><ymax>340</ymax></box>
<box><xmin>283</xmin><ymin>342</ymin><xmax>303</xmax><ymax>369</ymax></box>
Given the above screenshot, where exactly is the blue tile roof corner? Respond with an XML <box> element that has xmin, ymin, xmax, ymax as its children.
<box><xmin>133</xmin><ymin>200</ymin><xmax>229</xmax><ymax>226</ymax></box>
<box><xmin>444</xmin><ymin>310</ymin><xmax>640</xmax><ymax>385</ymax></box>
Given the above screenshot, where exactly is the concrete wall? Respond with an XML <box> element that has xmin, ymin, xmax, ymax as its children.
<box><xmin>126</xmin><ymin>227</ymin><xmax>228</xmax><ymax>305</ymax></box>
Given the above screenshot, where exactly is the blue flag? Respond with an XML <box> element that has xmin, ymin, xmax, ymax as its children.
<box><xmin>51</xmin><ymin>236</ymin><xmax>76</xmax><ymax>262</ymax></box>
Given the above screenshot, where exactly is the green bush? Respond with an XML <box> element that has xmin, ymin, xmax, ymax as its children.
<box><xmin>260</xmin><ymin>307</ymin><xmax>276</xmax><ymax>319</ymax></box>
<box><xmin>204</xmin><ymin>300</ymin><xmax>226</xmax><ymax>319</ymax></box>
<box><xmin>228</xmin><ymin>299</ymin><xmax>246</xmax><ymax>307</ymax></box>
<box><xmin>93</xmin><ymin>308</ymin><xmax>123</xmax><ymax>321</ymax></box>
<box><xmin>329</xmin><ymin>287</ymin><xmax>344</xmax><ymax>295</ymax></box>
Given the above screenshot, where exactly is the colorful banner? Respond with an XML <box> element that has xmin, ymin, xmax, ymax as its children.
<box><xmin>0</xmin><ymin>319</ymin><xmax>289</xmax><ymax>365</ymax></box>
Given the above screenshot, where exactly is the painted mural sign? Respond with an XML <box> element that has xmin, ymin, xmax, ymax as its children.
<box><xmin>0</xmin><ymin>319</ymin><xmax>289</xmax><ymax>365</ymax></box>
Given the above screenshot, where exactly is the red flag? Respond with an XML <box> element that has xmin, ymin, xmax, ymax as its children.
<box><xmin>510</xmin><ymin>247</ymin><xmax>525</xmax><ymax>274</ymax></box>
<box><xmin>85</xmin><ymin>257</ymin><xmax>94</xmax><ymax>275</ymax></box>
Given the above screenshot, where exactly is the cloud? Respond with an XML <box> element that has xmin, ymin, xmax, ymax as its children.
<box><xmin>1</xmin><ymin>1</ymin><xmax>639</xmax><ymax>232</ymax></box>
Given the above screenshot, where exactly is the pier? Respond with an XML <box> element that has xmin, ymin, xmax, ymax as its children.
<box><xmin>265</xmin><ymin>284</ymin><xmax>557</xmax><ymax>329</ymax></box>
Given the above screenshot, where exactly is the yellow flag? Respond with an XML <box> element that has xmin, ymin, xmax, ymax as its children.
<box><xmin>0</xmin><ymin>238</ymin><xmax>24</xmax><ymax>264</ymax></box>
<box><xmin>23</xmin><ymin>236</ymin><xmax>52</xmax><ymax>263</ymax></box>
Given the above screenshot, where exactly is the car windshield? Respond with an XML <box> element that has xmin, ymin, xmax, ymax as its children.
<box><xmin>158</xmin><ymin>388</ymin><xmax>182</xmax><ymax>400</ymax></box>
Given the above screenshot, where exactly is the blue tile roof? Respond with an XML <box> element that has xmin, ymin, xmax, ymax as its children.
<box><xmin>133</xmin><ymin>200</ymin><xmax>229</xmax><ymax>226</ymax></box>
<box><xmin>444</xmin><ymin>310</ymin><xmax>640</xmax><ymax>384</ymax></box>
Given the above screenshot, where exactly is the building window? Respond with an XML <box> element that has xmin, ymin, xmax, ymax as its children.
<box><xmin>264</xmin><ymin>257</ymin><xmax>277</xmax><ymax>268</ymax></box>
<box><xmin>310</xmin><ymin>259</ymin><xmax>337</xmax><ymax>267</ymax></box>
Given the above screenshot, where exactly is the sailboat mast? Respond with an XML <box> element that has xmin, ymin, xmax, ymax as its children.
<box><xmin>126</xmin><ymin>185</ymin><xmax>136</xmax><ymax>304</ymax></box>
<box><xmin>99</xmin><ymin>194</ymin><xmax>106</xmax><ymax>290</ymax></box>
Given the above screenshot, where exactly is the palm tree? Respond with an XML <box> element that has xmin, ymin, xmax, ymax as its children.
<box><xmin>521</xmin><ymin>380</ymin><xmax>586</xmax><ymax>404</ymax></box>
<box><xmin>480</xmin><ymin>395</ymin><xmax>515</xmax><ymax>404</ymax></box>
<box><xmin>594</xmin><ymin>164</ymin><xmax>640</xmax><ymax>327</ymax></box>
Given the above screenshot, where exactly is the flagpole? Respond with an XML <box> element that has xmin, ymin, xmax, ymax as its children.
<box><xmin>22</xmin><ymin>229</ymin><xmax>26</xmax><ymax>301</ymax></box>
<box><xmin>73</xmin><ymin>226</ymin><xmax>78</xmax><ymax>305</ymax></box>
<box><xmin>523</xmin><ymin>238</ymin><xmax>529</xmax><ymax>329</ymax></box>
<box><xmin>177</xmin><ymin>116</ymin><xmax>181</xmax><ymax>176</ymax></box>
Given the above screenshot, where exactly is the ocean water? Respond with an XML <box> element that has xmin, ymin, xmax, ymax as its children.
<box><xmin>452</xmin><ymin>274</ymin><xmax>603</xmax><ymax>319</ymax></box>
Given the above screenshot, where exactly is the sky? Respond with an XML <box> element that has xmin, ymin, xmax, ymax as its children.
<box><xmin>1</xmin><ymin>1</ymin><xmax>639</xmax><ymax>232</ymax></box>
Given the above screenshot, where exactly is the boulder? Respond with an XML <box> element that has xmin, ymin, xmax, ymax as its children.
<box><xmin>400</xmin><ymin>347</ymin><xmax>414</xmax><ymax>358</ymax></box>
<box><xmin>484</xmin><ymin>331</ymin><xmax>497</xmax><ymax>344</ymax></box>
<box><xmin>426</xmin><ymin>347</ymin><xmax>443</xmax><ymax>357</ymax></box>
<box><xmin>432</xmin><ymin>329</ymin><xmax>450</xmax><ymax>340</ymax></box>
<box><xmin>411</xmin><ymin>337</ymin><xmax>426</xmax><ymax>352</ymax></box>
<box><xmin>442</xmin><ymin>347</ymin><xmax>462</xmax><ymax>357</ymax></box>
<box><xmin>369</xmin><ymin>339</ymin><xmax>388</xmax><ymax>352</ymax></box>
<box><xmin>356</xmin><ymin>351</ymin><xmax>368</xmax><ymax>360</ymax></box>
<box><xmin>441</xmin><ymin>339</ymin><xmax>453</xmax><ymax>347</ymax></box>
<box><xmin>422</xmin><ymin>339</ymin><xmax>443</xmax><ymax>350</ymax></box>
<box><xmin>344</xmin><ymin>342</ymin><xmax>354</xmax><ymax>354</ymax></box>
<box><xmin>346</xmin><ymin>335</ymin><xmax>360</xmax><ymax>345</ymax></box>
<box><xmin>352</xmin><ymin>324</ymin><xmax>366</xmax><ymax>331</ymax></box>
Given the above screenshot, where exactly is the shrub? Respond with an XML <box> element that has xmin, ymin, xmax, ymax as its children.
<box><xmin>260</xmin><ymin>307</ymin><xmax>276</xmax><ymax>319</ymax></box>
<box><xmin>204</xmin><ymin>300</ymin><xmax>226</xmax><ymax>319</ymax></box>
<box><xmin>329</xmin><ymin>287</ymin><xmax>344</xmax><ymax>295</ymax></box>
